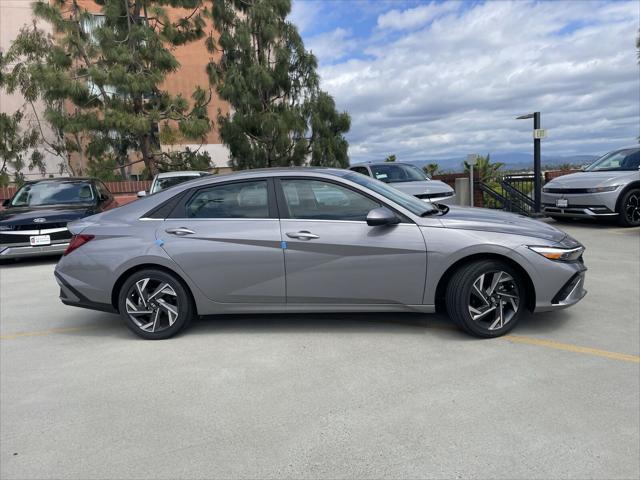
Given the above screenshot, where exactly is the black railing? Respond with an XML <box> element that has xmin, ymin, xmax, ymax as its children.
<box><xmin>479</xmin><ymin>173</ymin><xmax>540</xmax><ymax>216</ymax></box>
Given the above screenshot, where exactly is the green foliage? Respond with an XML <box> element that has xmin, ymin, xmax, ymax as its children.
<box><xmin>463</xmin><ymin>154</ymin><xmax>504</xmax><ymax>181</ymax></box>
<box><xmin>206</xmin><ymin>0</ymin><xmax>350</xmax><ymax>169</ymax></box>
<box><xmin>157</xmin><ymin>148</ymin><xmax>212</xmax><ymax>172</ymax></box>
<box><xmin>384</xmin><ymin>154</ymin><xmax>397</xmax><ymax>163</ymax></box>
<box><xmin>423</xmin><ymin>163</ymin><xmax>440</xmax><ymax>177</ymax></box>
<box><xmin>0</xmin><ymin>109</ymin><xmax>45</xmax><ymax>186</ymax></box>
<box><xmin>1</xmin><ymin>0</ymin><xmax>212</xmax><ymax>179</ymax></box>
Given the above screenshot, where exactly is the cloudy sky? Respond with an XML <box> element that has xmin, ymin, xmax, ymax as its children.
<box><xmin>289</xmin><ymin>0</ymin><xmax>639</xmax><ymax>164</ymax></box>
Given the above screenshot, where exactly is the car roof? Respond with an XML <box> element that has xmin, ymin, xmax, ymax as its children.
<box><xmin>349</xmin><ymin>162</ymin><xmax>416</xmax><ymax>168</ymax></box>
<box><xmin>155</xmin><ymin>171</ymin><xmax>209</xmax><ymax>178</ymax></box>
<box><xmin>24</xmin><ymin>177</ymin><xmax>95</xmax><ymax>185</ymax></box>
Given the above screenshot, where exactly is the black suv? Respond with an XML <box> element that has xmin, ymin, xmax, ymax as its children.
<box><xmin>0</xmin><ymin>178</ymin><xmax>116</xmax><ymax>259</ymax></box>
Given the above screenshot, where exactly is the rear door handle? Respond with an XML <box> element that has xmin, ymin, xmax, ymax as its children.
<box><xmin>286</xmin><ymin>231</ymin><xmax>319</xmax><ymax>240</ymax></box>
<box><xmin>165</xmin><ymin>227</ymin><xmax>195</xmax><ymax>236</ymax></box>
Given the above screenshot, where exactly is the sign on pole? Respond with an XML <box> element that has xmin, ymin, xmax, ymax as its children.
<box><xmin>533</xmin><ymin>129</ymin><xmax>547</xmax><ymax>139</ymax></box>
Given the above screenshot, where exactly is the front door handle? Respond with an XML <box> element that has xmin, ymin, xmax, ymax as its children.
<box><xmin>165</xmin><ymin>227</ymin><xmax>195</xmax><ymax>236</ymax></box>
<box><xmin>286</xmin><ymin>231</ymin><xmax>319</xmax><ymax>240</ymax></box>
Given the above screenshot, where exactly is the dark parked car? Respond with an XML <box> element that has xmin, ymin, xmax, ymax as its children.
<box><xmin>0</xmin><ymin>178</ymin><xmax>117</xmax><ymax>259</ymax></box>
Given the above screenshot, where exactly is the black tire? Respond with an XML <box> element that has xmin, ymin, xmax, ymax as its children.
<box><xmin>118</xmin><ymin>268</ymin><xmax>194</xmax><ymax>339</ymax></box>
<box><xmin>617</xmin><ymin>188</ymin><xmax>640</xmax><ymax>227</ymax></box>
<box><xmin>445</xmin><ymin>260</ymin><xmax>526</xmax><ymax>338</ymax></box>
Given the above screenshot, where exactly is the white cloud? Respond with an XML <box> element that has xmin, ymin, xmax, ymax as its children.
<box><xmin>377</xmin><ymin>2</ymin><xmax>461</xmax><ymax>31</ymax></box>
<box><xmin>306</xmin><ymin>27</ymin><xmax>354</xmax><ymax>63</ymax></box>
<box><xmin>312</xmin><ymin>1</ymin><xmax>639</xmax><ymax>163</ymax></box>
<box><xmin>288</xmin><ymin>0</ymin><xmax>324</xmax><ymax>34</ymax></box>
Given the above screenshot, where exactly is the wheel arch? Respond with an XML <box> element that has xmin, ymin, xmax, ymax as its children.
<box><xmin>434</xmin><ymin>253</ymin><xmax>536</xmax><ymax>313</ymax></box>
<box><xmin>614</xmin><ymin>181</ymin><xmax>640</xmax><ymax>213</ymax></box>
<box><xmin>111</xmin><ymin>263</ymin><xmax>198</xmax><ymax>314</ymax></box>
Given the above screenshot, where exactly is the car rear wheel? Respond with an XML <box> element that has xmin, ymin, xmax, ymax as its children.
<box><xmin>118</xmin><ymin>269</ymin><xmax>194</xmax><ymax>339</ymax></box>
<box><xmin>446</xmin><ymin>260</ymin><xmax>526</xmax><ymax>338</ymax></box>
<box><xmin>618</xmin><ymin>188</ymin><xmax>640</xmax><ymax>227</ymax></box>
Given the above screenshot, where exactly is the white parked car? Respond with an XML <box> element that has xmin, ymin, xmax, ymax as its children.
<box><xmin>349</xmin><ymin>162</ymin><xmax>456</xmax><ymax>204</ymax></box>
<box><xmin>137</xmin><ymin>171</ymin><xmax>210</xmax><ymax>197</ymax></box>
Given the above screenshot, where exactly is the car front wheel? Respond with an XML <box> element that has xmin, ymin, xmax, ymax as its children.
<box><xmin>118</xmin><ymin>269</ymin><xmax>194</xmax><ymax>339</ymax></box>
<box><xmin>618</xmin><ymin>188</ymin><xmax>640</xmax><ymax>227</ymax></box>
<box><xmin>446</xmin><ymin>260</ymin><xmax>526</xmax><ymax>338</ymax></box>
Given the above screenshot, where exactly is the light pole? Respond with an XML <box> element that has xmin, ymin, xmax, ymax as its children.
<box><xmin>516</xmin><ymin>112</ymin><xmax>544</xmax><ymax>215</ymax></box>
<box><xmin>466</xmin><ymin>154</ymin><xmax>478</xmax><ymax>207</ymax></box>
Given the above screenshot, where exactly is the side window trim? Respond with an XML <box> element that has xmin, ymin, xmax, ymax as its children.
<box><xmin>274</xmin><ymin>176</ymin><xmax>413</xmax><ymax>223</ymax></box>
<box><xmin>167</xmin><ymin>178</ymin><xmax>278</xmax><ymax>219</ymax></box>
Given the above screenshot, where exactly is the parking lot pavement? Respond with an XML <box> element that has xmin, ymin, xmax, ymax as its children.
<box><xmin>0</xmin><ymin>222</ymin><xmax>638</xmax><ymax>480</ymax></box>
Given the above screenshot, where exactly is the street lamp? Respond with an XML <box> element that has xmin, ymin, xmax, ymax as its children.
<box><xmin>516</xmin><ymin>112</ymin><xmax>543</xmax><ymax>215</ymax></box>
<box><xmin>466</xmin><ymin>154</ymin><xmax>478</xmax><ymax>207</ymax></box>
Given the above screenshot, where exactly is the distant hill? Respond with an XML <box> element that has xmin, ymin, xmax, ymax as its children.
<box><xmin>402</xmin><ymin>153</ymin><xmax>599</xmax><ymax>172</ymax></box>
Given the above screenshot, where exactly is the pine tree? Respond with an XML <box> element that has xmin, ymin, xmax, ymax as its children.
<box><xmin>0</xmin><ymin>109</ymin><xmax>44</xmax><ymax>186</ymax></box>
<box><xmin>205</xmin><ymin>0</ymin><xmax>350</xmax><ymax>169</ymax></box>
<box><xmin>1</xmin><ymin>0</ymin><xmax>212</xmax><ymax>179</ymax></box>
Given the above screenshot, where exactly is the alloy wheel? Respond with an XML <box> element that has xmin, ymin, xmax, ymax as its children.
<box><xmin>624</xmin><ymin>192</ymin><xmax>640</xmax><ymax>224</ymax></box>
<box><xmin>468</xmin><ymin>271</ymin><xmax>520</xmax><ymax>331</ymax></box>
<box><xmin>125</xmin><ymin>278</ymin><xmax>180</xmax><ymax>333</ymax></box>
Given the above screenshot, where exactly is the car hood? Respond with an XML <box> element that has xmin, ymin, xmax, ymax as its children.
<box><xmin>0</xmin><ymin>205</ymin><xmax>94</xmax><ymax>227</ymax></box>
<box><xmin>389</xmin><ymin>180</ymin><xmax>453</xmax><ymax>196</ymax></box>
<box><xmin>436</xmin><ymin>206</ymin><xmax>567</xmax><ymax>242</ymax></box>
<box><xmin>546</xmin><ymin>171</ymin><xmax>635</xmax><ymax>189</ymax></box>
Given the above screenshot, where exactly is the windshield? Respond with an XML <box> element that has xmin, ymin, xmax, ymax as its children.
<box><xmin>10</xmin><ymin>181</ymin><xmax>94</xmax><ymax>207</ymax></box>
<box><xmin>585</xmin><ymin>148</ymin><xmax>640</xmax><ymax>172</ymax></box>
<box><xmin>344</xmin><ymin>172</ymin><xmax>438</xmax><ymax>216</ymax></box>
<box><xmin>369</xmin><ymin>164</ymin><xmax>428</xmax><ymax>183</ymax></box>
<box><xmin>152</xmin><ymin>174</ymin><xmax>205</xmax><ymax>193</ymax></box>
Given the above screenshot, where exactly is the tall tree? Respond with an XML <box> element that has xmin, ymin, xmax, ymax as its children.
<box><xmin>464</xmin><ymin>154</ymin><xmax>504</xmax><ymax>181</ymax></box>
<box><xmin>1</xmin><ymin>0</ymin><xmax>212</xmax><ymax>180</ymax></box>
<box><xmin>0</xmin><ymin>109</ymin><xmax>44</xmax><ymax>186</ymax></box>
<box><xmin>205</xmin><ymin>0</ymin><xmax>350</xmax><ymax>170</ymax></box>
<box><xmin>384</xmin><ymin>154</ymin><xmax>397</xmax><ymax>163</ymax></box>
<box><xmin>423</xmin><ymin>163</ymin><xmax>440</xmax><ymax>177</ymax></box>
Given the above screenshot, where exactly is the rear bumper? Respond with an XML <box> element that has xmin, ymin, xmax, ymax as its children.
<box><xmin>0</xmin><ymin>242</ymin><xmax>69</xmax><ymax>259</ymax></box>
<box><xmin>54</xmin><ymin>271</ymin><xmax>116</xmax><ymax>313</ymax></box>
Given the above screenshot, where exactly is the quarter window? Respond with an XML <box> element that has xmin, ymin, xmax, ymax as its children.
<box><xmin>185</xmin><ymin>181</ymin><xmax>269</xmax><ymax>219</ymax></box>
<box><xmin>280</xmin><ymin>179</ymin><xmax>379</xmax><ymax>221</ymax></box>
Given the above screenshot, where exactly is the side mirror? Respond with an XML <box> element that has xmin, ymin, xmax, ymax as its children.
<box><xmin>137</xmin><ymin>190</ymin><xmax>147</xmax><ymax>198</ymax></box>
<box><xmin>366</xmin><ymin>207</ymin><xmax>400</xmax><ymax>226</ymax></box>
<box><xmin>1</xmin><ymin>199</ymin><xmax>10</xmax><ymax>207</ymax></box>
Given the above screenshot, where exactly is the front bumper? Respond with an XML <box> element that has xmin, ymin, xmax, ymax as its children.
<box><xmin>0</xmin><ymin>241</ymin><xmax>69</xmax><ymax>259</ymax></box>
<box><xmin>541</xmin><ymin>190</ymin><xmax>619</xmax><ymax>218</ymax></box>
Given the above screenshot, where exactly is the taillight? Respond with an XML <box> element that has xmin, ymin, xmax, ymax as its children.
<box><xmin>63</xmin><ymin>234</ymin><xmax>95</xmax><ymax>256</ymax></box>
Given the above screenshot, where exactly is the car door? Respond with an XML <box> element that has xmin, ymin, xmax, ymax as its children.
<box><xmin>158</xmin><ymin>179</ymin><xmax>285</xmax><ymax>304</ymax></box>
<box><xmin>277</xmin><ymin>177</ymin><xmax>427</xmax><ymax>305</ymax></box>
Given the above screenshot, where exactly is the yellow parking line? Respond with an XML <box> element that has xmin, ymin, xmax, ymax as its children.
<box><xmin>1</xmin><ymin>324</ymin><xmax>639</xmax><ymax>364</ymax></box>
<box><xmin>504</xmin><ymin>335</ymin><xmax>640</xmax><ymax>364</ymax></box>
<box><xmin>0</xmin><ymin>325</ymin><xmax>100</xmax><ymax>340</ymax></box>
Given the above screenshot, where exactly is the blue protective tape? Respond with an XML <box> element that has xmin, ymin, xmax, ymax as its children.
<box><xmin>280</xmin><ymin>241</ymin><xmax>287</xmax><ymax>250</ymax></box>
<box><xmin>155</xmin><ymin>239</ymin><xmax>165</xmax><ymax>247</ymax></box>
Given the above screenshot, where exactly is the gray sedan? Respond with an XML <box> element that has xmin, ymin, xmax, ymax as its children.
<box><xmin>542</xmin><ymin>146</ymin><xmax>640</xmax><ymax>226</ymax></box>
<box><xmin>55</xmin><ymin>168</ymin><xmax>587</xmax><ymax>340</ymax></box>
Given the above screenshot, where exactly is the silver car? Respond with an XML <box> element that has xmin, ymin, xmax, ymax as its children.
<box><xmin>349</xmin><ymin>162</ymin><xmax>456</xmax><ymax>204</ymax></box>
<box><xmin>55</xmin><ymin>168</ymin><xmax>587</xmax><ymax>340</ymax></box>
<box><xmin>542</xmin><ymin>147</ymin><xmax>640</xmax><ymax>226</ymax></box>
<box><xmin>137</xmin><ymin>171</ymin><xmax>210</xmax><ymax>197</ymax></box>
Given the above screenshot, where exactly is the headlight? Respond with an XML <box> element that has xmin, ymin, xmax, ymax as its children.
<box><xmin>0</xmin><ymin>225</ymin><xmax>13</xmax><ymax>231</ymax></box>
<box><xmin>528</xmin><ymin>245</ymin><xmax>584</xmax><ymax>261</ymax></box>
<box><xmin>586</xmin><ymin>185</ymin><xmax>620</xmax><ymax>193</ymax></box>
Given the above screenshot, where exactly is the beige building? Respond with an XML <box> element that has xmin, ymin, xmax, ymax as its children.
<box><xmin>0</xmin><ymin>0</ymin><xmax>232</xmax><ymax>180</ymax></box>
